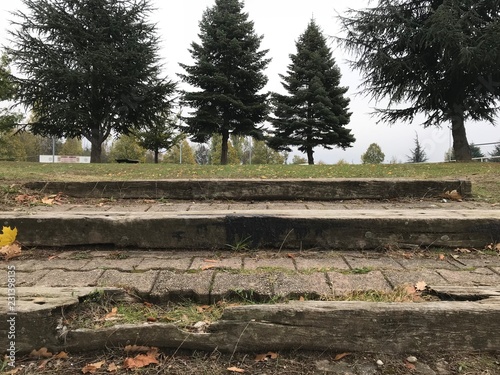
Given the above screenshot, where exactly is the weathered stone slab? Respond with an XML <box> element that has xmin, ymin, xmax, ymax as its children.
<box><xmin>211</xmin><ymin>272</ymin><xmax>274</xmax><ymax>302</ymax></box>
<box><xmin>136</xmin><ymin>257</ymin><xmax>192</xmax><ymax>271</ymax></box>
<box><xmin>437</xmin><ymin>268</ymin><xmax>500</xmax><ymax>286</ymax></box>
<box><xmin>243</xmin><ymin>257</ymin><xmax>295</xmax><ymax>271</ymax></box>
<box><xmin>37</xmin><ymin>270</ymin><xmax>103</xmax><ymax>287</ymax></box>
<box><xmin>294</xmin><ymin>256</ymin><xmax>350</xmax><ymax>271</ymax></box>
<box><xmin>190</xmin><ymin>257</ymin><xmax>242</xmax><ymax>271</ymax></box>
<box><xmin>273</xmin><ymin>273</ymin><xmax>332</xmax><ymax>298</ymax></box>
<box><xmin>343</xmin><ymin>255</ymin><xmax>404</xmax><ymax>270</ymax></box>
<box><xmin>383</xmin><ymin>270</ymin><xmax>449</xmax><ymax>288</ymax></box>
<box><xmin>150</xmin><ymin>270</ymin><xmax>213</xmax><ymax>304</ymax></box>
<box><xmin>24</xmin><ymin>179</ymin><xmax>472</xmax><ymax>200</ymax></box>
<box><xmin>3</xmin><ymin>210</ymin><xmax>497</xmax><ymax>250</ymax></box>
<box><xmin>97</xmin><ymin>270</ymin><xmax>158</xmax><ymax>295</ymax></box>
<box><xmin>327</xmin><ymin>270</ymin><xmax>392</xmax><ymax>294</ymax></box>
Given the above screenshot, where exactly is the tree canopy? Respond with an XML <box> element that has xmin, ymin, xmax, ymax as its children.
<box><xmin>8</xmin><ymin>0</ymin><xmax>175</xmax><ymax>162</ymax></box>
<box><xmin>179</xmin><ymin>0</ymin><xmax>270</xmax><ymax>165</ymax></box>
<box><xmin>269</xmin><ymin>20</ymin><xmax>354</xmax><ymax>165</ymax></box>
<box><xmin>339</xmin><ymin>0</ymin><xmax>500</xmax><ymax>161</ymax></box>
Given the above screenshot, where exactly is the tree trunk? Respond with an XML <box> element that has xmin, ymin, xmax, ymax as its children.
<box><xmin>90</xmin><ymin>141</ymin><xmax>102</xmax><ymax>163</ymax></box>
<box><xmin>451</xmin><ymin>105</ymin><xmax>472</xmax><ymax>162</ymax></box>
<box><xmin>307</xmin><ymin>147</ymin><xmax>314</xmax><ymax>165</ymax></box>
<box><xmin>221</xmin><ymin>129</ymin><xmax>229</xmax><ymax>165</ymax></box>
<box><xmin>154</xmin><ymin>149</ymin><xmax>159</xmax><ymax>164</ymax></box>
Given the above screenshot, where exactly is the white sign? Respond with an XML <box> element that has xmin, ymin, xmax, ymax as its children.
<box><xmin>39</xmin><ymin>155</ymin><xmax>91</xmax><ymax>163</ymax></box>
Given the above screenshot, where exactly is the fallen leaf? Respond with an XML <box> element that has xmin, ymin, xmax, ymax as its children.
<box><xmin>107</xmin><ymin>362</ymin><xmax>119</xmax><ymax>372</ymax></box>
<box><xmin>146</xmin><ymin>316</ymin><xmax>157</xmax><ymax>322</ymax></box>
<box><xmin>104</xmin><ymin>307</ymin><xmax>118</xmax><ymax>320</ymax></box>
<box><xmin>415</xmin><ymin>281</ymin><xmax>428</xmax><ymax>292</ymax></box>
<box><xmin>48</xmin><ymin>255</ymin><xmax>59</xmax><ymax>260</ymax></box>
<box><xmin>201</xmin><ymin>264</ymin><xmax>217</xmax><ymax>270</ymax></box>
<box><xmin>438</xmin><ymin>254</ymin><xmax>446</xmax><ymax>261</ymax></box>
<box><xmin>30</xmin><ymin>347</ymin><xmax>53</xmax><ymax>358</ymax></box>
<box><xmin>405</xmin><ymin>285</ymin><xmax>417</xmax><ymax>295</ymax></box>
<box><xmin>443</xmin><ymin>190</ymin><xmax>463</xmax><ymax>202</ymax></box>
<box><xmin>227</xmin><ymin>366</ymin><xmax>245</xmax><ymax>373</ymax></box>
<box><xmin>42</xmin><ymin>196</ymin><xmax>55</xmax><ymax>205</ymax></box>
<box><xmin>0</xmin><ymin>226</ymin><xmax>18</xmax><ymax>246</ymax></box>
<box><xmin>123</xmin><ymin>353</ymin><xmax>159</xmax><ymax>369</ymax></box>
<box><xmin>204</xmin><ymin>259</ymin><xmax>219</xmax><ymax>263</ymax></box>
<box><xmin>255</xmin><ymin>352</ymin><xmax>279</xmax><ymax>362</ymax></box>
<box><xmin>287</xmin><ymin>253</ymin><xmax>295</xmax><ymax>259</ymax></box>
<box><xmin>455</xmin><ymin>248</ymin><xmax>471</xmax><ymax>253</ymax></box>
<box><xmin>0</xmin><ymin>242</ymin><xmax>22</xmax><ymax>260</ymax></box>
<box><xmin>143</xmin><ymin>302</ymin><xmax>153</xmax><ymax>308</ymax></box>
<box><xmin>299</xmin><ymin>296</ymin><xmax>305</xmax><ymax>302</ymax></box>
<box><xmin>334</xmin><ymin>352</ymin><xmax>351</xmax><ymax>361</ymax></box>
<box><xmin>38</xmin><ymin>359</ymin><xmax>49</xmax><ymax>370</ymax></box>
<box><xmin>53</xmin><ymin>351</ymin><xmax>69</xmax><ymax>359</ymax></box>
<box><xmin>81</xmin><ymin>360</ymin><xmax>105</xmax><ymax>374</ymax></box>
<box><xmin>197</xmin><ymin>305</ymin><xmax>211</xmax><ymax>313</ymax></box>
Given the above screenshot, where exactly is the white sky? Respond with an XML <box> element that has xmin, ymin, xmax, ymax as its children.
<box><xmin>1</xmin><ymin>0</ymin><xmax>498</xmax><ymax>164</ymax></box>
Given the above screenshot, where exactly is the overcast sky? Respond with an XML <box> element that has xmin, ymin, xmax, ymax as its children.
<box><xmin>1</xmin><ymin>0</ymin><xmax>498</xmax><ymax>164</ymax></box>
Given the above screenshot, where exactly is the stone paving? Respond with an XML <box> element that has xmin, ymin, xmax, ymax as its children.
<box><xmin>3</xmin><ymin>250</ymin><xmax>500</xmax><ymax>303</ymax></box>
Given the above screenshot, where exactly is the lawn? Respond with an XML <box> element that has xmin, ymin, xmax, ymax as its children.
<box><xmin>1</xmin><ymin>161</ymin><xmax>499</xmax><ymax>202</ymax></box>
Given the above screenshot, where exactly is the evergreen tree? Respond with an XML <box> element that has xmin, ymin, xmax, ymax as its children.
<box><xmin>269</xmin><ymin>20</ymin><xmax>355</xmax><ymax>165</ymax></box>
<box><xmin>361</xmin><ymin>143</ymin><xmax>385</xmax><ymax>164</ymax></box>
<box><xmin>407</xmin><ymin>133</ymin><xmax>428</xmax><ymax>163</ymax></box>
<box><xmin>8</xmin><ymin>0</ymin><xmax>175</xmax><ymax>163</ymax></box>
<box><xmin>136</xmin><ymin>113</ymin><xmax>181</xmax><ymax>164</ymax></box>
<box><xmin>0</xmin><ymin>53</ymin><xmax>23</xmax><ymax>133</ymax></box>
<box><xmin>489</xmin><ymin>142</ymin><xmax>500</xmax><ymax>162</ymax></box>
<box><xmin>179</xmin><ymin>0</ymin><xmax>270</xmax><ymax>165</ymax></box>
<box><xmin>339</xmin><ymin>0</ymin><xmax>500</xmax><ymax>161</ymax></box>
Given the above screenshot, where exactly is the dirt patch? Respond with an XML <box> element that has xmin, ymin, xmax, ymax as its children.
<box><xmin>3</xmin><ymin>348</ymin><xmax>500</xmax><ymax>374</ymax></box>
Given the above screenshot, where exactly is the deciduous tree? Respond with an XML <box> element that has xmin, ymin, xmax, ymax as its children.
<box><xmin>339</xmin><ymin>0</ymin><xmax>500</xmax><ymax>161</ymax></box>
<box><xmin>269</xmin><ymin>20</ymin><xmax>354</xmax><ymax>165</ymax></box>
<box><xmin>8</xmin><ymin>0</ymin><xmax>175</xmax><ymax>162</ymax></box>
<box><xmin>179</xmin><ymin>0</ymin><xmax>270</xmax><ymax>165</ymax></box>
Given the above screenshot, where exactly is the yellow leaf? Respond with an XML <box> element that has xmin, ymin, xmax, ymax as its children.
<box><xmin>0</xmin><ymin>227</ymin><xmax>18</xmax><ymax>246</ymax></box>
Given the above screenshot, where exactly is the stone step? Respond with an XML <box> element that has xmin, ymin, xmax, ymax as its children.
<box><xmin>24</xmin><ymin>178</ymin><xmax>471</xmax><ymax>200</ymax></box>
<box><xmin>2</xmin><ymin>209</ymin><xmax>498</xmax><ymax>249</ymax></box>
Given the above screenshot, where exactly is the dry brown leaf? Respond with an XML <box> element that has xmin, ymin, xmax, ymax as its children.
<box><xmin>104</xmin><ymin>307</ymin><xmax>118</xmax><ymax>320</ymax></box>
<box><xmin>438</xmin><ymin>254</ymin><xmax>446</xmax><ymax>261</ymax></box>
<box><xmin>197</xmin><ymin>305</ymin><xmax>211</xmax><ymax>313</ymax></box>
<box><xmin>123</xmin><ymin>353</ymin><xmax>159</xmax><ymax>369</ymax></box>
<box><xmin>255</xmin><ymin>352</ymin><xmax>279</xmax><ymax>362</ymax></box>
<box><xmin>443</xmin><ymin>190</ymin><xmax>463</xmax><ymax>202</ymax></box>
<box><xmin>455</xmin><ymin>248</ymin><xmax>471</xmax><ymax>253</ymax></box>
<box><xmin>201</xmin><ymin>264</ymin><xmax>217</xmax><ymax>270</ymax></box>
<box><xmin>299</xmin><ymin>296</ymin><xmax>305</xmax><ymax>302</ymax></box>
<box><xmin>81</xmin><ymin>360</ymin><xmax>105</xmax><ymax>374</ymax></box>
<box><xmin>415</xmin><ymin>281</ymin><xmax>428</xmax><ymax>292</ymax></box>
<box><xmin>146</xmin><ymin>316</ymin><xmax>157</xmax><ymax>322</ymax></box>
<box><xmin>143</xmin><ymin>302</ymin><xmax>153</xmax><ymax>308</ymax></box>
<box><xmin>334</xmin><ymin>352</ymin><xmax>351</xmax><ymax>361</ymax></box>
<box><xmin>107</xmin><ymin>362</ymin><xmax>119</xmax><ymax>372</ymax></box>
<box><xmin>42</xmin><ymin>196</ymin><xmax>55</xmax><ymax>205</ymax></box>
<box><xmin>227</xmin><ymin>366</ymin><xmax>246</xmax><ymax>373</ymax></box>
<box><xmin>405</xmin><ymin>285</ymin><xmax>417</xmax><ymax>295</ymax></box>
<box><xmin>287</xmin><ymin>253</ymin><xmax>296</xmax><ymax>259</ymax></box>
<box><xmin>124</xmin><ymin>345</ymin><xmax>152</xmax><ymax>353</ymax></box>
<box><xmin>53</xmin><ymin>351</ymin><xmax>69</xmax><ymax>359</ymax></box>
<box><xmin>30</xmin><ymin>347</ymin><xmax>53</xmax><ymax>358</ymax></box>
<box><xmin>1</xmin><ymin>242</ymin><xmax>22</xmax><ymax>260</ymax></box>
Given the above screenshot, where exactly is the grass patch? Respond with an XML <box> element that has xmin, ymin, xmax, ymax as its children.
<box><xmin>321</xmin><ymin>286</ymin><xmax>434</xmax><ymax>303</ymax></box>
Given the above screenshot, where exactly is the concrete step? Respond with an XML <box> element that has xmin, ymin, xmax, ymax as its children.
<box><xmin>24</xmin><ymin>178</ymin><xmax>472</xmax><ymax>200</ymax></box>
<box><xmin>2</xmin><ymin>209</ymin><xmax>499</xmax><ymax>249</ymax></box>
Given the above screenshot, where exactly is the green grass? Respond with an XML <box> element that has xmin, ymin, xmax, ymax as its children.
<box><xmin>1</xmin><ymin>161</ymin><xmax>499</xmax><ymax>201</ymax></box>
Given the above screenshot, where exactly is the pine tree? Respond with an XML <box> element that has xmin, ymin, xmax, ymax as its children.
<box><xmin>269</xmin><ymin>20</ymin><xmax>355</xmax><ymax>165</ymax></box>
<box><xmin>179</xmin><ymin>0</ymin><xmax>270</xmax><ymax>165</ymax></box>
<box><xmin>0</xmin><ymin>53</ymin><xmax>22</xmax><ymax>133</ymax></box>
<box><xmin>8</xmin><ymin>0</ymin><xmax>175</xmax><ymax>162</ymax></box>
<box><xmin>339</xmin><ymin>0</ymin><xmax>500</xmax><ymax>161</ymax></box>
<box><xmin>407</xmin><ymin>133</ymin><xmax>428</xmax><ymax>163</ymax></box>
<box><xmin>136</xmin><ymin>113</ymin><xmax>181</xmax><ymax>164</ymax></box>
<box><xmin>361</xmin><ymin>143</ymin><xmax>385</xmax><ymax>164</ymax></box>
